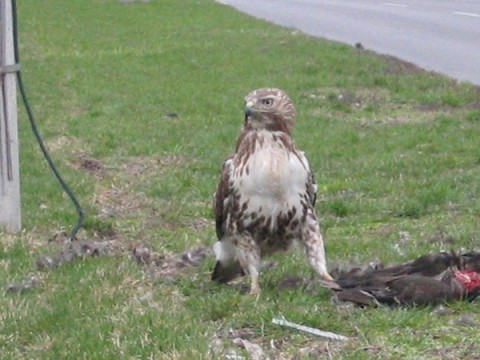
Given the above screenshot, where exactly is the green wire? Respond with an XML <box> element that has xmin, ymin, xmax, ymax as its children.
<box><xmin>11</xmin><ymin>0</ymin><xmax>84</xmax><ymax>241</ymax></box>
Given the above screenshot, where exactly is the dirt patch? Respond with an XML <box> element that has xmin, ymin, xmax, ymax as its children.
<box><xmin>46</xmin><ymin>135</ymin><xmax>81</xmax><ymax>153</ymax></box>
<box><xmin>304</xmin><ymin>87</ymin><xmax>389</xmax><ymax>107</ymax></box>
<box><xmin>95</xmin><ymin>187</ymin><xmax>149</xmax><ymax>219</ymax></box>
<box><xmin>4</xmin><ymin>153</ymin><xmax>209</xmax><ymax>297</ymax></box>
<box><xmin>121</xmin><ymin>154</ymin><xmax>191</xmax><ymax>178</ymax></box>
<box><xmin>74</xmin><ymin>153</ymin><xmax>192</xmax><ymax>179</ymax></box>
<box><xmin>93</xmin><ymin>154</ymin><xmax>193</xmax><ymax>215</ymax></box>
<box><xmin>188</xmin><ymin>217</ymin><xmax>212</xmax><ymax>231</ymax></box>
<box><xmin>90</xmin><ymin>155</ymin><xmax>173</xmax><ymax>219</ymax></box>
<box><xmin>210</xmin><ymin>325</ymin><xmax>347</xmax><ymax>360</ymax></box>
<box><xmin>79</xmin><ymin>157</ymin><xmax>106</xmax><ymax>176</ymax></box>
<box><xmin>132</xmin><ymin>244</ymin><xmax>211</xmax><ymax>282</ymax></box>
<box><xmin>5</xmin><ymin>237</ymin><xmax>126</xmax><ymax>293</ymax></box>
<box><xmin>429</xmin><ymin>343</ymin><xmax>480</xmax><ymax>360</ymax></box>
<box><xmin>35</xmin><ymin>240</ymin><xmax>118</xmax><ymax>270</ymax></box>
<box><xmin>382</xmin><ymin>55</ymin><xmax>429</xmax><ymax>76</ymax></box>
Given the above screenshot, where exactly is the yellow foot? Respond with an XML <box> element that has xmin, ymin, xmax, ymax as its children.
<box><xmin>250</xmin><ymin>272</ymin><xmax>262</xmax><ymax>295</ymax></box>
<box><xmin>321</xmin><ymin>272</ymin><xmax>334</xmax><ymax>282</ymax></box>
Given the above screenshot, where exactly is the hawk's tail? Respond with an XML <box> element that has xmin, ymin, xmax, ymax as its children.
<box><xmin>211</xmin><ymin>260</ymin><xmax>245</xmax><ymax>283</ymax></box>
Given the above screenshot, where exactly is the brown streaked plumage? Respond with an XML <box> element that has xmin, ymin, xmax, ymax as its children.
<box><xmin>211</xmin><ymin>88</ymin><xmax>332</xmax><ymax>294</ymax></box>
<box><xmin>327</xmin><ymin>251</ymin><xmax>480</xmax><ymax>306</ymax></box>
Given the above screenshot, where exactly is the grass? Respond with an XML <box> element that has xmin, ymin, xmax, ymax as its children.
<box><xmin>1</xmin><ymin>0</ymin><xmax>480</xmax><ymax>358</ymax></box>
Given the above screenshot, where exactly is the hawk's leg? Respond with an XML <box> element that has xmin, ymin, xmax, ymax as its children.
<box><xmin>247</xmin><ymin>264</ymin><xmax>261</xmax><ymax>295</ymax></box>
<box><xmin>235</xmin><ymin>234</ymin><xmax>262</xmax><ymax>294</ymax></box>
<box><xmin>301</xmin><ymin>212</ymin><xmax>333</xmax><ymax>281</ymax></box>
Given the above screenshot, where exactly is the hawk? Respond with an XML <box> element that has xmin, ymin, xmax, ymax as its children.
<box><xmin>211</xmin><ymin>88</ymin><xmax>333</xmax><ymax>294</ymax></box>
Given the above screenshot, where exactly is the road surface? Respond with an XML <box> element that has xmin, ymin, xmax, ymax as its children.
<box><xmin>219</xmin><ymin>0</ymin><xmax>480</xmax><ymax>85</ymax></box>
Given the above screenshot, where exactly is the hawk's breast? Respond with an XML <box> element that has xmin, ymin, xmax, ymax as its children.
<box><xmin>232</xmin><ymin>131</ymin><xmax>310</xmax><ymax>224</ymax></box>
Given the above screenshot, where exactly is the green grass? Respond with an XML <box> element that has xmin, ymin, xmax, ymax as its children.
<box><xmin>1</xmin><ymin>0</ymin><xmax>480</xmax><ymax>358</ymax></box>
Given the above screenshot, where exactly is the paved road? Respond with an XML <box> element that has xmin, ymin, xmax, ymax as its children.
<box><xmin>219</xmin><ymin>0</ymin><xmax>480</xmax><ymax>85</ymax></box>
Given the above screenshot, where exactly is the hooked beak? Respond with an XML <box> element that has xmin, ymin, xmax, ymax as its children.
<box><xmin>244</xmin><ymin>101</ymin><xmax>254</xmax><ymax>119</ymax></box>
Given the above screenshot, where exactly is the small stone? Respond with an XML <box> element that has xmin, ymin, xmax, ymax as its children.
<box><xmin>133</xmin><ymin>246</ymin><xmax>151</xmax><ymax>265</ymax></box>
<box><xmin>5</xmin><ymin>274</ymin><xmax>41</xmax><ymax>293</ymax></box>
<box><xmin>165</xmin><ymin>112</ymin><xmax>179</xmax><ymax>118</ymax></box>
<box><xmin>232</xmin><ymin>338</ymin><xmax>267</xmax><ymax>360</ymax></box>
<box><xmin>455</xmin><ymin>313</ymin><xmax>478</xmax><ymax>327</ymax></box>
<box><xmin>432</xmin><ymin>304</ymin><xmax>453</xmax><ymax>316</ymax></box>
<box><xmin>36</xmin><ymin>254</ymin><xmax>60</xmax><ymax>270</ymax></box>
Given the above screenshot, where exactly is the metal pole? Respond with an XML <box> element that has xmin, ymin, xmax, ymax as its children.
<box><xmin>0</xmin><ymin>0</ymin><xmax>21</xmax><ymax>231</ymax></box>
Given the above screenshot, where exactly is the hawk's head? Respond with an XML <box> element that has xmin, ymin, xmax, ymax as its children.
<box><xmin>243</xmin><ymin>88</ymin><xmax>296</xmax><ymax>134</ymax></box>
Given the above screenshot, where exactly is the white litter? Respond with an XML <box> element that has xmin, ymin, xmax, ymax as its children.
<box><xmin>272</xmin><ymin>316</ymin><xmax>349</xmax><ymax>341</ymax></box>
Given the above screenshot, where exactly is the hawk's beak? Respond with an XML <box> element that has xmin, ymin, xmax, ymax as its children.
<box><xmin>244</xmin><ymin>101</ymin><xmax>254</xmax><ymax>119</ymax></box>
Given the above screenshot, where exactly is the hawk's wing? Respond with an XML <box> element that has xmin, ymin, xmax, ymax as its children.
<box><xmin>212</xmin><ymin>156</ymin><xmax>245</xmax><ymax>282</ymax></box>
<box><xmin>214</xmin><ymin>156</ymin><xmax>233</xmax><ymax>240</ymax></box>
<box><xmin>300</xmin><ymin>150</ymin><xmax>317</xmax><ymax>207</ymax></box>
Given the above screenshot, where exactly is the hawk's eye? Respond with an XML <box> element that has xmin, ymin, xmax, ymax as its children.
<box><xmin>261</xmin><ymin>98</ymin><xmax>274</xmax><ymax>106</ymax></box>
